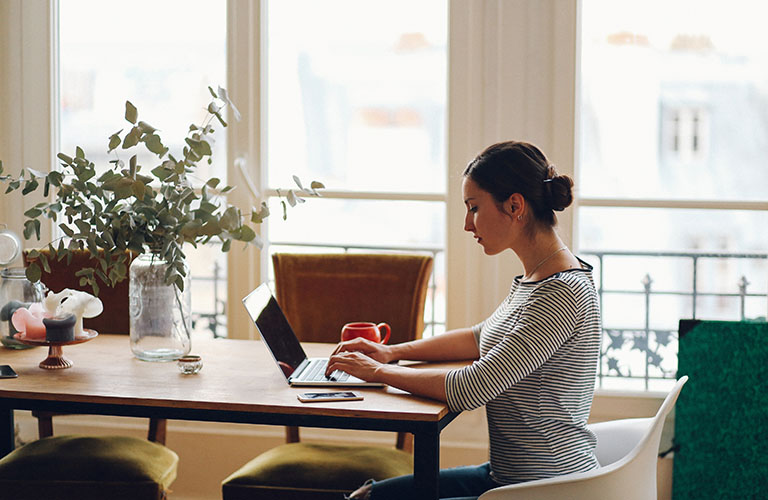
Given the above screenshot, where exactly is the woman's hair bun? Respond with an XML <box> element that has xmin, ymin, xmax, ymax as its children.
<box><xmin>544</xmin><ymin>173</ymin><xmax>574</xmax><ymax>212</ymax></box>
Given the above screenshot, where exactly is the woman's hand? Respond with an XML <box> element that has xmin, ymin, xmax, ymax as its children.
<box><xmin>326</xmin><ymin>350</ymin><xmax>384</xmax><ymax>382</ymax></box>
<box><xmin>330</xmin><ymin>337</ymin><xmax>394</xmax><ymax>364</ymax></box>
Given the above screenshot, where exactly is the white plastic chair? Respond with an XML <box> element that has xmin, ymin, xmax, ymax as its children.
<box><xmin>478</xmin><ymin>376</ymin><xmax>688</xmax><ymax>500</ymax></box>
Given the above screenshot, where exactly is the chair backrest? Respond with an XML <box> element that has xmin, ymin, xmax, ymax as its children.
<box><xmin>477</xmin><ymin>376</ymin><xmax>688</xmax><ymax>500</ymax></box>
<box><xmin>610</xmin><ymin>375</ymin><xmax>688</xmax><ymax>471</ymax></box>
<box><xmin>272</xmin><ymin>253</ymin><xmax>434</xmax><ymax>345</ymax></box>
<box><xmin>589</xmin><ymin>417</ymin><xmax>654</xmax><ymax>467</ymax></box>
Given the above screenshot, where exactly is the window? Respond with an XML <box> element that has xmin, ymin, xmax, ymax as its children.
<box><xmin>59</xmin><ymin>0</ymin><xmax>229</xmax><ymax>337</ymax></box>
<box><xmin>579</xmin><ymin>0</ymin><xmax>768</xmax><ymax>390</ymax></box>
<box><xmin>263</xmin><ymin>0</ymin><xmax>448</xmax><ymax>335</ymax></box>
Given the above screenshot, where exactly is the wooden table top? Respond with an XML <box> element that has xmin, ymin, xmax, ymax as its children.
<box><xmin>0</xmin><ymin>334</ymin><xmax>458</xmax><ymax>423</ymax></box>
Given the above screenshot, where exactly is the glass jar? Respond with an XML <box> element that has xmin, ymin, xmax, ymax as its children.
<box><xmin>0</xmin><ymin>268</ymin><xmax>46</xmax><ymax>349</ymax></box>
<box><xmin>129</xmin><ymin>253</ymin><xmax>191</xmax><ymax>361</ymax></box>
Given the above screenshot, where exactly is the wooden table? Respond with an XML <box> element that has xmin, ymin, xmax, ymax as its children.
<box><xmin>0</xmin><ymin>334</ymin><xmax>461</xmax><ymax>499</ymax></box>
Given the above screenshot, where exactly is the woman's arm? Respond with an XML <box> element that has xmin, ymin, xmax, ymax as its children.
<box><xmin>326</xmin><ymin>350</ymin><xmax>450</xmax><ymax>402</ymax></box>
<box><xmin>324</xmin><ymin>328</ymin><xmax>479</xmax><ymax>398</ymax></box>
<box><xmin>330</xmin><ymin>327</ymin><xmax>480</xmax><ymax>364</ymax></box>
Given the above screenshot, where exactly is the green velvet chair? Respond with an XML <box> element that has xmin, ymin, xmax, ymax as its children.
<box><xmin>0</xmin><ymin>435</ymin><xmax>178</xmax><ymax>500</ymax></box>
<box><xmin>222</xmin><ymin>252</ymin><xmax>434</xmax><ymax>500</ymax></box>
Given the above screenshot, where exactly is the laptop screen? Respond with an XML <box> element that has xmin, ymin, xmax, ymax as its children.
<box><xmin>242</xmin><ymin>284</ymin><xmax>307</xmax><ymax>380</ymax></box>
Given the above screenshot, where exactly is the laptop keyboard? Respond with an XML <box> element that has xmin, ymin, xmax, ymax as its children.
<box><xmin>299</xmin><ymin>359</ymin><xmax>350</xmax><ymax>382</ymax></box>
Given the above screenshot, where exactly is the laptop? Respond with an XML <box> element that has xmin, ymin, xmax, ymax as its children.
<box><xmin>242</xmin><ymin>284</ymin><xmax>385</xmax><ymax>387</ymax></box>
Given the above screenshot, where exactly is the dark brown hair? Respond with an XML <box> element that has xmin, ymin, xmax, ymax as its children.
<box><xmin>463</xmin><ymin>141</ymin><xmax>574</xmax><ymax>228</ymax></box>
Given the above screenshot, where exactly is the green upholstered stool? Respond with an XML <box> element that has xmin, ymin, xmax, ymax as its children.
<box><xmin>221</xmin><ymin>442</ymin><xmax>414</xmax><ymax>500</ymax></box>
<box><xmin>0</xmin><ymin>435</ymin><xmax>178</xmax><ymax>500</ymax></box>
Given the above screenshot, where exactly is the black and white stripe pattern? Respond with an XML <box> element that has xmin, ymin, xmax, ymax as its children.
<box><xmin>446</xmin><ymin>261</ymin><xmax>602</xmax><ymax>485</ymax></box>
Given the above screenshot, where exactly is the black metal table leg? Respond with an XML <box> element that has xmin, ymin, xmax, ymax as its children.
<box><xmin>413</xmin><ymin>425</ymin><xmax>441</xmax><ymax>500</ymax></box>
<box><xmin>0</xmin><ymin>406</ymin><xmax>14</xmax><ymax>457</ymax></box>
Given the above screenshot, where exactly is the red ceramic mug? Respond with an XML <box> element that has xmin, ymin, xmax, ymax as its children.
<box><xmin>341</xmin><ymin>322</ymin><xmax>391</xmax><ymax>344</ymax></box>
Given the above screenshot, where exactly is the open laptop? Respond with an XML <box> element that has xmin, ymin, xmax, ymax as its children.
<box><xmin>242</xmin><ymin>284</ymin><xmax>385</xmax><ymax>387</ymax></box>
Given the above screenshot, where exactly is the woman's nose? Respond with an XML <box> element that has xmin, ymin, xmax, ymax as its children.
<box><xmin>464</xmin><ymin>214</ymin><xmax>474</xmax><ymax>232</ymax></box>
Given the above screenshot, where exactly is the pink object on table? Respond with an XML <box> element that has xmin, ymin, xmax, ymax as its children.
<box><xmin>11</xmin><ymin>304</ymin><xmax>50</xmax><ymax>339</ymax></box>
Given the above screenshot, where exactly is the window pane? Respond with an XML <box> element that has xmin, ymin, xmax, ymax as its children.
<box><xmin>579</xmin><ymin>0</ymin><xmax>768</xmax><ymax>202</ymax></box>
<box><xmin>59</xmin><ymin>0</ymin><xmax>227</xmax><ymax>183</ymax></box>
<box><xmin>579</xmin><ymin>206</ymin><xmax>768</xmax><ymax>254</ymax></box>
<box><xmin>59</xmin><ymin>0</ymin><xmax>227</xmax><ymax>338</ymax></box>
<box><xmin>266</xmin><ymin>0</ymin><xmax>447</xmax><ymax>194</ymax></box>
<box><xmin>268</xmin><ymin>198</ymin><xmax>444</xmax><ymax>251</ymax></box>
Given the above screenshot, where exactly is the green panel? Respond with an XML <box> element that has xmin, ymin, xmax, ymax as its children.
<box><xmin>673</xmin><ymin>320</ymin><xmax>768</xmax><ymax>500</ymax></box>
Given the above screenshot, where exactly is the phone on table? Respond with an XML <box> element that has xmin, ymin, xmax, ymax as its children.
<box><xmin>0</xmin><ymin>365</ymin><xmax>18</xmax><ymax>378</ymax></box>
<box><xmin>297</xmin><ymin>391</ymin><xmax>363</xmax><ymax>403</ymax></box>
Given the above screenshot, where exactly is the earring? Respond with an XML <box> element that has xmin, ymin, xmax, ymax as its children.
<box><xmin>517</xmin><ymin>215</ymin><xmax>522</xmax><ymax>221</ymax></box>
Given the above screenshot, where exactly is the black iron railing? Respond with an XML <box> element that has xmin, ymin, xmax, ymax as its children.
<box><xmin>582</xmin><ymin>250</ymin><xmax>768</xmax><ymax>390</ymax></box>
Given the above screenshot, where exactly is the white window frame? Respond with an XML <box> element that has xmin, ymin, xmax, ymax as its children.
<box><xmin>0</xmin><ymin>0</ymin><xmax>579</xmax><ymax>342</ymax></box>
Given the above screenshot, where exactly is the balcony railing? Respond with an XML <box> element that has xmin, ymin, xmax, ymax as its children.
<box><xmin>582</xmin><ymin>250</ymin><xmax>768</xmax><ymax>391</ymax></box>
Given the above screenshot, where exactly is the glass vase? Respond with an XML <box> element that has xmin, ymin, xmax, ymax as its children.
<box><xmin>129</xmin><ymin>253</ymin><xmax>191</xmax><ymax>361</ymax></box>
<box><xmin>0</xmin><ymin>268</ymin><xmax>46</xmax><ymax>349</ymax></box>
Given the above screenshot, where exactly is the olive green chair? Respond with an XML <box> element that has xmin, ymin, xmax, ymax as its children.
<box><xmin>0</xmin><ymin>435</ymin><xmax>178</xmax><ymax>500</ymax></box>
<box><xmin>222</xmin><ymin>252</ymin><xmax>434</xmax><ymax>500</ymax></box>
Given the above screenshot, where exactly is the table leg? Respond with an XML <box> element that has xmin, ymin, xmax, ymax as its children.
<box><xmin>413</xmin><ymin>427</ymin><xmax>440</xmax><ymax>500</ymax></box>
<box><xmin>0</xmin><ymin>407</ymin><xmax>14</xmax><ymax>457</ymax></box>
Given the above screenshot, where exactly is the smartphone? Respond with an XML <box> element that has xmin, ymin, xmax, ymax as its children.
<box><xmin>0</xmin><ymin>365</ymin><xmax>18</xmax><ymax>378</ymax></box>
<box><xmin>297</xmin><ymin>391</ymin><xmax>363</xmax><ymax>403</ymax></box>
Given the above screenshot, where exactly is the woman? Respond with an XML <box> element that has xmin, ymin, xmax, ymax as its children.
<box><xmin>327</xmin><ymin>141</ymin><xmax>602</xmax><ymax>500</ymax></box>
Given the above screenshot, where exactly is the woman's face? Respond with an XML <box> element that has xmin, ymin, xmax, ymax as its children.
<box><xmin>462</xmin><ymin>177</ymin><xmax>516</xmax><ymax>255</ymax></box>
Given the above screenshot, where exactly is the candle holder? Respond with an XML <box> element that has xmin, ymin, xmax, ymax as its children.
<box><xmin>13</xmin><ymin>329</ymin><xmax>98</xmax><ymax>369</ymax></box>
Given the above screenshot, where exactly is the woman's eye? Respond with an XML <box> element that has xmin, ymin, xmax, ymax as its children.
<box><xmin>469</xmin><ymin>206</ymin><xmax>478</xmax><ymax>213</ymax></box>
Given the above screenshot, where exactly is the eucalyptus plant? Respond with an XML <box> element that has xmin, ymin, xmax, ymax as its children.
<box><xmin>0</xmin><ymin>86</ymin><xmax>322</xmax><ymax>295</ymax></box>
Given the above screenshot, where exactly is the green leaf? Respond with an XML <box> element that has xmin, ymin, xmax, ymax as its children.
<box><xmin>47</xmin><ymin>171</ymin><xmax>64</xmax><ymax>186</ymax></box>
<box><xmin>122</xmin><ymin>127</ymin><xmax>141</xmax><ymax>149</ymax></box>
<box><xmin>24</xmin><ymin>207</ymin><xmax>42</xmax><ymax>218</ymax></box>
<box><xmin>21</xmin><ymin>178</ymin><xmax>39</xmax><ymax>195</ymax></box>
<box><xmin>59</xmin><ymin>224</ymin><xmax>75</xmax><ymax>238</ymax></box>
<box><xmin>236</xmin><ymin>225</ymin><xmax>256</xmax><ymax>242</ymax></box>
<box><xmin>144</xmin><ymin>133</ymin><xmax>168</xmax><ymax>156</ymax></box>
<box><xmin>219</xmin><ymin>206</ymin><xmax>240</xmax><ymax>231</ymax></box>
<box><xmin>251</xmin><ymin>202</ymin><xmax>270</xmax><ymax>223</ymax></box>
<box><xmin>206</xmin><ymin>178</ymin><xmax>221</xmax><ymax>189</ymax></box>
<box><xmin>151</xmin><ymin>165</ymin><xmax>173</xmax><ymax>181</ymax></box>
<box><xmin>40</xmin><ymin>253</ymin><xmax>50</xmax><ymax>273</ymax></box>
<box><xmin>108</xmin><ymin>132</ymin><xmax>121</xmax><ymax>152</ymax></box>
<box><xmin>310</xmin><ymin>180</ymin><xmax>325</xmax><ymax>190</ymax></box>
<box><xmin>185</xmin><ymin>137</ymin><xmax>212</xmax><ymax>157</ymax></box>
<box><xmin>221</xmin><ymin>239</ymin><xmax>232</xmax><ymax>252</ymax></box>
<box><xmin>75</xmin><ymin>146</ymin><xmax>85</xmax><ymax>159</ymax></box>
<box><xmin>125</xmin><ymin>101</ymin><xmax>138</xmax><ymax>124</ymax></box>
<box><xmin>75</xmin><ymin>219</ymin><xmax>92</xmax><ymax>234</ymax></box>
<box><xmin>25</xmin><ymin>263</ymin><xmax>42</xmax><ymax>283</ymax></box>
<box><xmin>137</xmin><ymin>121</ymin><xmax>156</xmax><ymax>134</ymax></box>
<box><xmin>214</xmin><ymin>112</ymin><xmax>228</xmax><ymax>128</ymax></box>
<box><xmin>132</xmin><ymin>180</ymin><xmax>146</xmax><ymax>200</ymax></box>
<box><xmin>208</xmin><ymin>86</ymin><xmax>218</xmax><ymax>98</ymax></box>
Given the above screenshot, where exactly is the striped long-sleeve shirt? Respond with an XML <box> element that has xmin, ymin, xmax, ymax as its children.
<box><xmin>445</xmin><ymin>261</ymin><xmax>602</xmax><ymax>485</ymax></box>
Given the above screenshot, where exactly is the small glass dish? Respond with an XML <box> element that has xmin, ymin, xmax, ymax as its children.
<box><xmin>177</xmin><ymin>355</ymin><xmax>203</xmax><ymax>375</ymax></box>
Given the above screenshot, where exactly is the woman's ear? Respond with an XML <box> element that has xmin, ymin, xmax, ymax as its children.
<box><xmin>506</xmin><ymin>193</ymin><xmax>524</xmax><ymax>216</ymax></box>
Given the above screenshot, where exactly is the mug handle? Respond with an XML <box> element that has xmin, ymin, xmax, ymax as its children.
<box><xmin>377</xmin><ymin>323</ymin><xmax>391</xmax><ymax>344</ymax></box>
